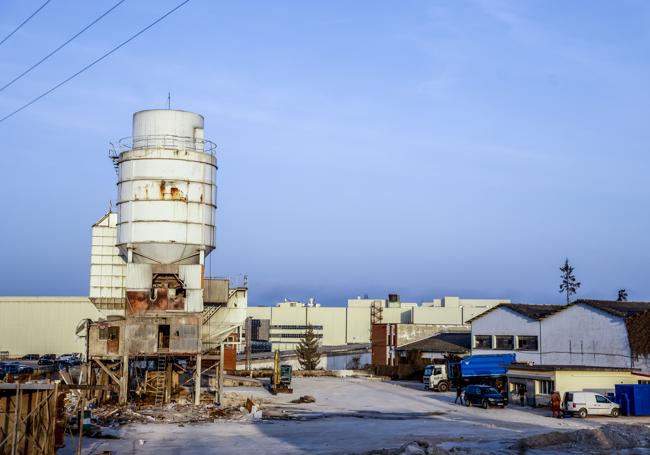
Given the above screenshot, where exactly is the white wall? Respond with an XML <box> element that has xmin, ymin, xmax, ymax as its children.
<box><xmin>0</xmin><ymin>297</ymin><xmax>122</xmax><ymax>356</ymax></box>
<box><xmin>471</xmin><ymin>306</ymin><xmax>541</xmax><ymax>363</ymax></box>
<box><xmin>237</xmin><ymin>351</ymin><xmax>371</xmax><ymax>371</ymax></box>
<box><xmin>541</xmin><ymin>304</ymin><xmax>633</xmax><ymax>368</ymax></box>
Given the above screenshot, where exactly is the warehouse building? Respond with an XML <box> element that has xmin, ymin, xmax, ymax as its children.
<box><xmin>469</xmin><ymin>300</ymin><xmax>650</xmax><ymax>373</ymax></box>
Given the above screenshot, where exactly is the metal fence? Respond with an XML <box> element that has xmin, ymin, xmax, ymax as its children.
<box><xmin>109</xmin><ymin>134</ymin><xmax>217</xmax><ymax>156</ymax></box>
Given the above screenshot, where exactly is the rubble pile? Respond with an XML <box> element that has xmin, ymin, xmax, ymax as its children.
<box><xmin>362</xmin><ymin>441</ymin><xmax>450</xmax><ymax>455</ymax></box>
<box><xmin>512</xmin><ymin>423</ymin><xmax>650</xmax><ymax>452</ymax></box>
<box><xmin>290</xmin><ymin>395</ymin><xmax>316</xmax><ymax>404</ymax></box>
<box><xmin>63</xmin><ymin>392</ymin><xmax>270</xmax><ymax>439</ymax></box>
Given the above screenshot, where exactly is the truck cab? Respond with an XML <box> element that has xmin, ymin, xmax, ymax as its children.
<box><xmin>423</xmin><ymin>364</ymin><xmax>449</xmax><ymax>392</ymax></box>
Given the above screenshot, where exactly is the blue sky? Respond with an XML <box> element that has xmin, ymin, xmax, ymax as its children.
<box><xmin>0</xmin><ymin>0</ymin><xmax>649</xmax><ymax>306</ymax></box>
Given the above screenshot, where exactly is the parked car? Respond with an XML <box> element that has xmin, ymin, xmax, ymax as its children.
<box><xmin>57</xmin><ymin>354</ymin><xmax>81</xmax><ymax>365</ymax></box>
<box><xmin>0</xmin><ymin>361</ymin><xmax>16</xmax><ymax>375</ymax></box>
<box><xmin>40</xmin><ymin>354</ymin><xmax>56</xmax><ymax>361</ymax></box>
<box><xmin>563</xmin><ymin>391</ymin><xmax>620</xmax><ymax>418</ymax></box>
<box><xmin>0</xmin><ymin>362</ymin><xmax>34</xmax><ymax>375</ymax></box>
<box><xmin>38</xmin><ymin>357</ymin><xmax>56</xmax><ymax>366</ymax></box>
<box><xmin>22</xmin><ymin>354</ymin><xmax>39</xmax><ymax>360</ymax></box>
<box><xmin>464</xmin><ymin>385</ymin><xmax>508</xmax><ymax>408</ymax></box>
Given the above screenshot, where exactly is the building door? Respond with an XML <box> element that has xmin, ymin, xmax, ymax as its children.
<box><xmin>158</xmin><ymin>325</ymin><xmax>170</xmax><ymax>351</ymax></box>
<box><xmin>107</xmin><ymin>327</ymin><xmax>120</xmax><ymax>355</ymax></box>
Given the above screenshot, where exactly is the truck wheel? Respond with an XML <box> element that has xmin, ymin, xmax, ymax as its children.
<box><xmin>465</xmin><ymin>399</ymin><xmax>471</xmax><ymax>407</ymax></box>
<box><xmin>578</xmin><ymin>408</ymin><xmax>587</xmax><ymax>418</ymax></box>
<box><xmin>438</xmin><ymin>382</ymin><xmax>448</xmax><ymax>392</ymax></box>
<box><xmin>482</xmin><ymin>400</ymin><xmax>489</xmax><ymax>409</ymax></box>
<box><xmin>611</xmin><ymin>408</ymin><xmax>620</xmax><ymax>418</ymax></box>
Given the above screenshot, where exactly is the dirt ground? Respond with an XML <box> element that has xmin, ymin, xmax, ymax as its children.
<box><xmin>59</xmin><ymin>376</ymin><xmax>650</xmax><ymax>454</ymax></box>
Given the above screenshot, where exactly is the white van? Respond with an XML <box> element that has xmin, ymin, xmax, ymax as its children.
<box><xmin>563</xmin><ymin>391</ymin><xmax>620</xmax><ymax>418</ymax></box>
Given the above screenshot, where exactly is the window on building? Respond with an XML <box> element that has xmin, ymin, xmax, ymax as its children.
<box><xmin>494</xmin><ymin>335</ymin><xmax>514</xmax><ymax>350</ymax></box>
<box><xmin>271</xmin><ymin>333</ymin><xmax>324</xmax><ymax>339</ymax></box>
<box><xmin>99</xmin><ymin>327</ymin><xmax>109</xmax><ymax>340</ymax></box>
<box><xmin>474</xmin><ymin>335</ymin><xmax>492</xmax><ymax>349</ymax></box>
<box><xmin>638</xmin><ymin>380</ymin><xmax>650</xmax><ymax>384</ymax></box>
<box><xmin>517</xmin><ymin>336</ymin><xmax>538</xmax><ymax>351</ymax></box>
<box><xmin>538</xmin><ymin>380</ymin><xmax>554</xmax><ymax>395</ymax></box>
<box><xmin>270</xmin><ymin>325</ymin><xmax>324</xmax><ymax>330</ymax></box>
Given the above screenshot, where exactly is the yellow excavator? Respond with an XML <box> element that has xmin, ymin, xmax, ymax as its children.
<box><xmin>269</xmin><ymin>349</ymin><xmax>293</xmax><ymax>395</ymax></box>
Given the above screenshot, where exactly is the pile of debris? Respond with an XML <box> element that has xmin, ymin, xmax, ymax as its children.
<box><xmin>290</xmin><ymin>395</ymin><xmax>316</xmax><ymax>404</ymax></box>
<box><xmin>63</xmin><ymin>392</ymin><xmax>269</xmax><ymax>439</ymax></box>
<box><xmin>512</xmin><ymin>423</ymin><xmax>650</xmax><ymax>452</ymax></box>
<box><xmin>362</xmin><ymin>441</ymin><xmax>449</xmax><ymax>455</ymax></box>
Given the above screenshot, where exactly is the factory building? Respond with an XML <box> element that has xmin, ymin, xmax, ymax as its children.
<box><xmin>246</xmin><ymin>295</ymin><xmax>509</xmax><ymax>351</ymax></box>
<box><xmin>0</xmin><ymin>294</ymin><xmax>506</xmax><ymax>359</ymax></box>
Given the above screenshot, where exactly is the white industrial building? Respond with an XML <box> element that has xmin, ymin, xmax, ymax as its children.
<box><xmin>0</xmin><ymin>294</ymin><xmax>507</xmax><ymax>357</ymax></box>
<box><xmin>247</xmin><ymin>295</ymin><xmax>509</xmax><ymax>351</ymax></box>
<box><xmin>469</xmin><ymin>300</ymin><xmax>650</xmax><ymax>373</ymax></box>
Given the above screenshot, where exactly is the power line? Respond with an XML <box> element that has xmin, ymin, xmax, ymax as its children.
<box><xmin>0</xmin><ymin>0</ymin><xmax>53</xmax><ymax>48</ymax></box>
<box><xmin>0</xmin><ymin>0</ymin><xmax>190</xmax><ymax>124</ymax></box>
<box><xmin>0</xmin><ymin>0</ymin><xmax>127</xmax><ymax>94</ymax></box>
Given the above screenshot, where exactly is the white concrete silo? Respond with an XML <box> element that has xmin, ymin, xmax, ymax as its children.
<box><xmin>114</xmin><ymin>109</ymin><xmax>217</xmax><ymax>265</ymax></box>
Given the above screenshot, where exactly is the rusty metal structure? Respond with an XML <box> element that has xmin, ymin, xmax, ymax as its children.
<box><xmin>87</xmin><ymin>109</ymin><xmax>222</xmax><ymax>405</ymax></box>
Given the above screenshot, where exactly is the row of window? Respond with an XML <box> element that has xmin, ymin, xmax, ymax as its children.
<box><xmin>270</xmin><ymin>325</ymin><xmax>324</xmax><ymax>330</ymax></box>
<box><xmin>474</xmin><ymin>335</ymin><xmax>538</xmax><ymax>351</ymax></box>
<box><xmin>270</xmin><ymin>333</ymin><xmax>324</xmax><ymax>339</ymax></box>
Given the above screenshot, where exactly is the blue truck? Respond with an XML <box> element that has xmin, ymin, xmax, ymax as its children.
<box><xmin>423</xmin><ymin>353</ymin><xmax>516</xmax><ymax>392</ymax></box>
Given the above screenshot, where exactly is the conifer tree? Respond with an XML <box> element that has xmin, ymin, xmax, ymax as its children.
<box><xmin>296</xmin><ymin>324</ymin><xmax>321</xmax><ymax>370</ymax></box>
<box><xmin>559</xmin><ymin>258</ymin><xmax>580</xmax><ymax>304</ymax></box>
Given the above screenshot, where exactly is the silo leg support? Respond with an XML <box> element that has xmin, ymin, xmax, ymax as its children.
<box><xmin>120</xmin><ymin>356</ymin><xmax>129</xmax><ymax>405</ymax></box>
<box><xmin>194</xmin><ymin>354</ymin><xmax>202</xmax><ymax>405</ymax></box>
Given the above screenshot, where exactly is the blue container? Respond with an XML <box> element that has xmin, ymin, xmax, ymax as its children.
<box><xmin>449</xmin><ymin>353</ymin><xmax>516</xmax><ymax>379</ymax></box>
<box><xmin>615</xmin><ymin>384</ymin><xmax>650</xmax><ymax>416</ymax></box>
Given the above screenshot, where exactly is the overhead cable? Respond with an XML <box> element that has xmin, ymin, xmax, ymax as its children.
<box><xmin>0</xmin><ymin>0</ymin><xmax>190</xmax><ymax>124</ymax></box>
<box><xmin>0</xmin><ymin>0</ymin><xmax>53</xmax><ymax>48</ymax></box>
<box><xmin>0</xmin><ymin>0</ymin><xmax>127</xmax><ymax>94</ymax></box>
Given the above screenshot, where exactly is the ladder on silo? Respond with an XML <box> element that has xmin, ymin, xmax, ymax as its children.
<box><xmin>154</xmin><ymin>355</ymin><xmax>167</xmax><ymax>406</ymax></box>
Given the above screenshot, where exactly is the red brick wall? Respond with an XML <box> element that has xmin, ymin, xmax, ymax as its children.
<box><xmin>371</xmin><ymin>324</ymin><xmax>388</xmax><ymax>366</ymax></box>
<box><xmin>371</xmin><ymin>323</ymin><xmax>398</xmax><ymax>366</ymax></box>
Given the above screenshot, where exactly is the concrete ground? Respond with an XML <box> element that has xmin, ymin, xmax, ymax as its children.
<box><xmin>61</xmin><ymin>376</ymin><xmax>650</xmax><ymax>454</ymax></box>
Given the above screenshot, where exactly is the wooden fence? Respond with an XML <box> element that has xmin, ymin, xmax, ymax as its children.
<box><xmin>0</xmin><ymin>383</ymin><xmax>61</xmax><ymax>455</ymax></box>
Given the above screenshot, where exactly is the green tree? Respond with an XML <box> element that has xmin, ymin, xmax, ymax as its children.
<box><xmin>559</xmin><ymin>258</ymin><xmax>580</xmax><ymax>304</ymax></box>
<box><xmin>617</xmin><ymin>289</ymin><xmax>628</xmax><ymax>302</ymax></box>
<box><xmin>296</xmin><ymin>324</ymin><xmax>321</xmax><ymax>370</ymax></box>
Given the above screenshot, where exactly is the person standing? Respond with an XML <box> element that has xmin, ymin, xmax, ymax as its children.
<box><xmin>519</xmin><ymin>386</ymin><xmax>526</xmax><ymax>407</ymax></box>
<box><xmin>455</xmin><ymin>384</ymin><xmax>464</xmax><ymax>405</ymax></box>
<box><xmin>550</xmin><ymin>391</ymin><xmax>562</xmax><ymax>418</ymax></box>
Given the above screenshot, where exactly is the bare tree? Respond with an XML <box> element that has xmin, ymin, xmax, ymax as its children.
<box><xmin>617</xmin><ymin>289</ymin><xmax>628</xmax><ymax>302</ymax></box>
<box><xmin>296</xmin><ymin>324</ymin><xmax>321</xmax><ymax>370</ymax></box>
<box><xmin>559</xmin><ymin>258</ymin><xmax>580</xmax><ymax>304</ymax></box>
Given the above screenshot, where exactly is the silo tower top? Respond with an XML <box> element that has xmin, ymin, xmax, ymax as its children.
<box><xmin>133</xmin><ymin>109</ymin><xmax>204</xmax><ymax>139</ymax></box>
